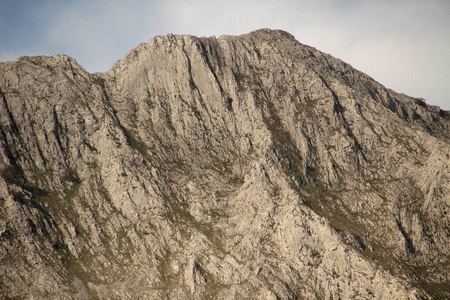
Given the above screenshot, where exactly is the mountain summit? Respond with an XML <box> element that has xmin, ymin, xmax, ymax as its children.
<box><xmin>1</xmin><ymin>29</ymin><xmax>449</xmax><ymax>299</ymax></box>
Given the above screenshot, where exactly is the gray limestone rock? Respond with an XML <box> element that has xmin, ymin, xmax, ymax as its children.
<box><xmin>1</xmin><ymin>29</ymin><xmax>449</xmax><ymax>299</ymax></box>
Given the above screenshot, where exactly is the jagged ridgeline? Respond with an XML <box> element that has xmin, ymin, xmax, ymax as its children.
<box><xmin>1</xmin><ymin>29</ymin><xmax>449</xmax><ymax>299</ymax></box>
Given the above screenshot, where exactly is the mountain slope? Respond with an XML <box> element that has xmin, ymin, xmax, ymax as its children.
<box><xmin>1</xmin><ymin>29</ymin><xmax>449</xmax><ymax>299</ymax></box>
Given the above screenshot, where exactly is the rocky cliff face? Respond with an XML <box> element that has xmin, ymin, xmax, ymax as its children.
<box><xmin>1</xmin><ymin>29</ymin><xmax>449</xmax><ymax>299</ymax></box>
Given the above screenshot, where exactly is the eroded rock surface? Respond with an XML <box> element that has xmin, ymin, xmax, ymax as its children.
<box><xmin>1</xmin><ymin>29</ymin><xmax>449</xmax><ymax>299</ymax></box>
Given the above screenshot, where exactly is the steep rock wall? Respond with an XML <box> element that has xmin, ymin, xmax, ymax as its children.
<box><xmin>1</xmin><ymin>29</ymin><xmax>449</xmax><ymax>299</ymax></box>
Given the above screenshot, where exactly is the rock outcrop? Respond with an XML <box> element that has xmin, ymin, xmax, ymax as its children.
<box><xmin>1</xmin><ymin>29</ymin><xmax>449</xmax><ymax>299</ymax></box>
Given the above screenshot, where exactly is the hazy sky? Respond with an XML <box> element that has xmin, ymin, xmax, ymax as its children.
<box><xmin>1</xmin><ymin>0</ymin><xmax>449</xmax><ymax>110</ymax></box>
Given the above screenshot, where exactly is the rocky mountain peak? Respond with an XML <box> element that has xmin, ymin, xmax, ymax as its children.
<box><xmin>1</xmin><ymin>30</ymin><xmax>449</xmax><ymax>299</ymax></box>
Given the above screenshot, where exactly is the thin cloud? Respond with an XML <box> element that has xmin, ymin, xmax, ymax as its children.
<box><xmin>44</xmin><ymin>0</ymin><xmax>164</xmax><ymax>71</ymax></box>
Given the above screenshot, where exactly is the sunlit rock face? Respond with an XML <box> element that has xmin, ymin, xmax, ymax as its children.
<box><xmin>1</xmin><ymin>29</ymin><xmax>449</xmax><ymax>299</ymax></box>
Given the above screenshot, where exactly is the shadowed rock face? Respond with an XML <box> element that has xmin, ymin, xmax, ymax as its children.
<box><xmin>1</xmin><ymin>29</ymin><xmax>449</xmax><ymax>299</ymax></box>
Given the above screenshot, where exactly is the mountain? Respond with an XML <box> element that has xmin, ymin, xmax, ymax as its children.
<box><xmin>1</xmin><ymin>29</ymin><xmax>449</xmax><ymax>299</ymax></box>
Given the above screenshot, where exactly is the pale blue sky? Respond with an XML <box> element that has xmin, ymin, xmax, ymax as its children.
<box><xmin>1</xmin><ymin>0</ymin><xmax>449</xmax><ymax>110</ymax></box>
